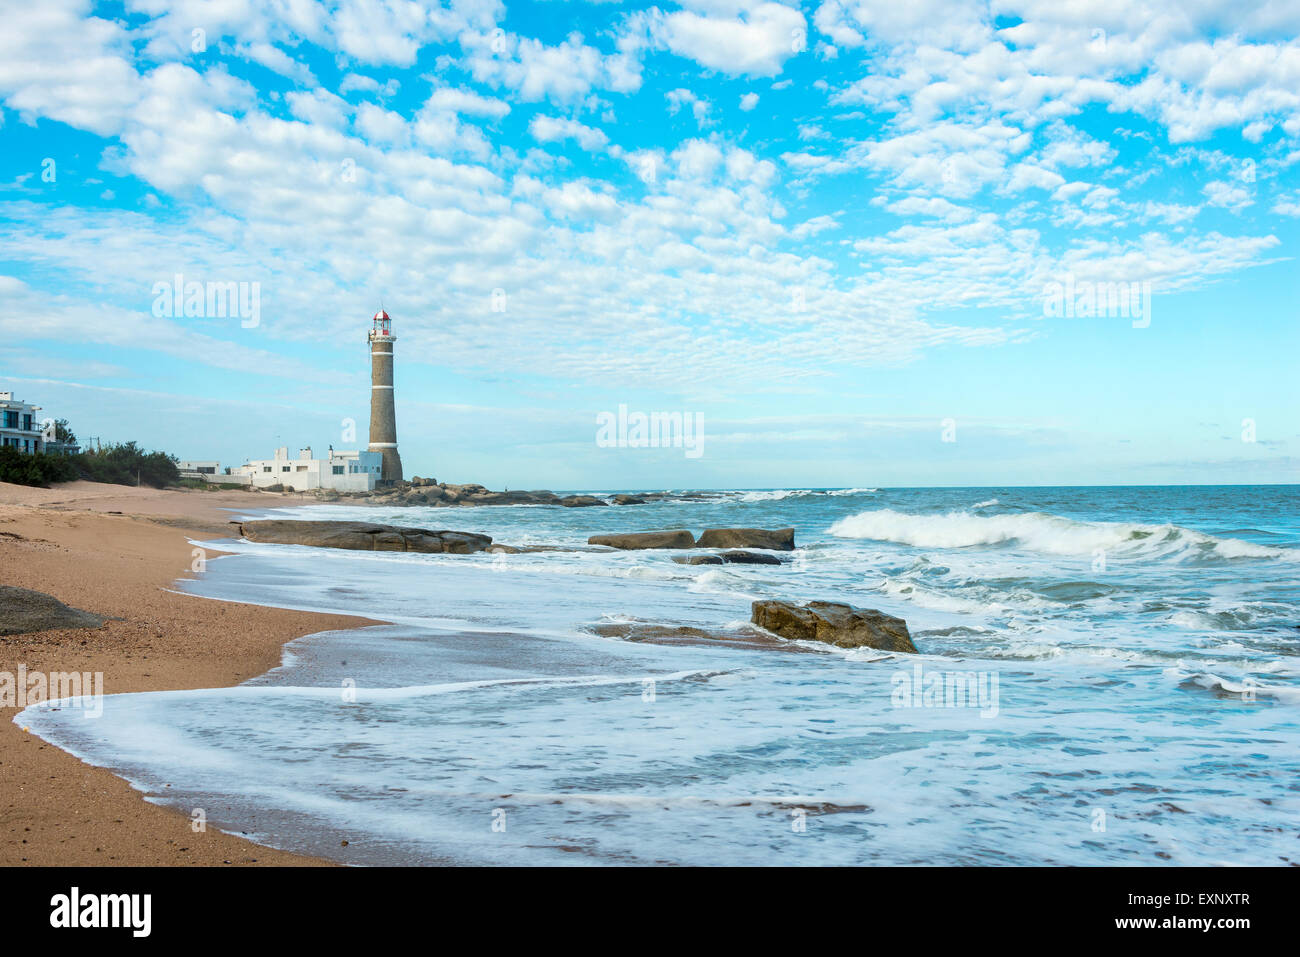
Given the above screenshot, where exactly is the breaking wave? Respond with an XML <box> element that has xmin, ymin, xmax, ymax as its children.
<box><xmin>732</xmin><ymin>487</ymin><xmax>878</xmax><ymax>502</ymax></box>
<box><xmin>828</xmin><ymin>508</ymin><xmax>1291</xmax><ymax>561</ymax></box>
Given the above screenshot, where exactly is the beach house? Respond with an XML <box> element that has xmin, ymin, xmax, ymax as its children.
<box><xmin>233</xmin><ymin>446</ymin><xmax>383</xmax><ymax>492</ymax></box>
<box><xmin>0</xmin><ymin>392</ymin><xmax>45</xmax><ymax>453</ymax></box>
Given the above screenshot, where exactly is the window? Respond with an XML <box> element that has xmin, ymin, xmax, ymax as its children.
<box><xmin>262</xmin><ymin>466</ymin><xmax>272</xmax><ymax>472</ymax></box>
<box><xmin>21</xmin><ymin>414</ymin><xmax>32</xmax><ymax>431</ymax></box>
<box><xmin>332</xmin><ymin>465</ymin><xmax>344</xmax><ymax>475</ymax></box>
<box><xmin>281</xmin><ymin>466</ymin><xmax>290</xmax><ymax>472</ymax></box>
<box><xmin>2</xmin><ymin>411</ymin><xmax>15</xmax><ymax>428</ymax></box>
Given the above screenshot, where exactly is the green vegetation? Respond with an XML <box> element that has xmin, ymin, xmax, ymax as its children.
<box><xmin>0</xmin><ymin>441</ymin><xmax>179</xmax><ymax>489</ymax></box>
<box><xmin>0</xmin><ymin>446</ymin><xmax>77</xmax><ymax>487</ymax></box>
<box><xmin>73</xmin><ymin>441</ymin><xmax>180</xmax><ymax>488</ymax></box>
<box><xmin>51</xmin><ymin>418</ymin><xmax>77</xmax><ymax>445</ymax></box>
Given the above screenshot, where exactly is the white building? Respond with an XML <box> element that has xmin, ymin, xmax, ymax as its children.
<box><xmin>0</xmin><ymin>392</ymin><xmax>45</xmax><ymax>453</ymax></box>
<box><xmin>234</xmin><ymin>446</ymin><xmax>383</xmax><ymax>492</ymax></box>
<box><xmin>178</xmin><ymin>460</ymin><xmax>220</xmax><ymax>476</ymax></box>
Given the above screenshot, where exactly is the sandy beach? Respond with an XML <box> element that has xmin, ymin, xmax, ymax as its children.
<box><xmin>0</xmin><ymin>481</ymin><xmax>378</xmax><ymax>865</ymax></box>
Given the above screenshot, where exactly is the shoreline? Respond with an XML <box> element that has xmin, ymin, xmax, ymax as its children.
<box><xmin>0</xmin><ymin>480</ymin><xmax>382</xmax><ymax>866</ymax></box>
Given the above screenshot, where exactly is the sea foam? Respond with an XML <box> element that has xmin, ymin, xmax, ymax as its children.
<box><xmin>829</xmin><ymin>508</ymin><xmax>1290</xmax><ymax>561</ymax></box>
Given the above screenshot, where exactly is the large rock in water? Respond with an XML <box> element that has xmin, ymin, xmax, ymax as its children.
<box><xmin>588</xmin><ymin>530</ymin><xmax>696</xmax><ymax>549</ymax></box>
<box><xmin>560</xmin><ymin>495</ymin><xmax>608</xmax><ymax>507</ymax></box>
<box><xmin>751</xmin><ymin>599</ymin><xmax>916</xmax><ymax>653</ymax></box>
<box><xmin>0</xmin><ymin>585</ymin><xmax>106</xmax><ymax>636</ymax></box>
<box><xmin>236</xmin><ymin>520</ymin><xmax>491</xmax><ymax>554</ymax></box>
<box><xmin>697</xmin><ymin>527</ymin><xmax>795</xmax><ymax>551</ymax></box>
<box><xmin>673</xmin><ymin>550</ymin><xmax>783</xmax><ymax>565</ymax></box>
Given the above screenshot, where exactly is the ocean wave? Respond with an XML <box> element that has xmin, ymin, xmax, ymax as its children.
<box><xmin>1166</xmin><ymin>604</ymin><xmax>1293</xmax><ymax>632</ymax></box>
<box><xmin>729</xmin><ymin>488</ymin><xmax>878</xmax><ymax>503</ymax></box>
<box><xmin>828</xmin><ymin>508</ymin><xmax>1292</xmax><ymax>562</ymax></box>
<box><xmin>875</xmin><ymin>577</ymin><xmax>1057</xmax><ymax>615</ymax></box>
<box><xmin>971</xmin><ymin>498</ymin><xmax>999</xmax><ymax>509</ymax></box>
<box><xmin>1171</xmin><ymin>670</ymin><xmax>1300</xmax><ymax>704</ymax></box>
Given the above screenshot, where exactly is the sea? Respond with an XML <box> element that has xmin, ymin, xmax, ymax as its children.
<box><xmin>18</xmin><ymin>486</ymin><xmax>1300</xmax><ymax>865</ymax></box>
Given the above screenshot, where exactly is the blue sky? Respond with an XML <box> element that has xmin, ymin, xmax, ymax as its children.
<box><xmin>0</xmin><ymin>0</ymin><xmax>1297</xmax><ymax>489</ymax></box>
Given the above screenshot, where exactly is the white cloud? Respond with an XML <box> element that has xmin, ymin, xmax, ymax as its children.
<box><xmin>666</xmin><ymin>87</ymin><xmax>712</xmax><ymax>125</ymax></box>
<box><xmin>427</xmin><ymin>87</ymin><xmax>511</xmax><ymax>120</ymax></box>
<box><xmin>1204</xmin><ymin>179</ymin><xmax>1254</xmax><ymax>211</ymax></box>
<box><xmin>463</xmin><ymin>29</ymin><xmax>642</xmax><ymax>103</ymax></box>
<box><xmin>529</xmin><ymin>115</ymin><xmax>609</xmax><ymax>151</ymax></box>
<box><xmin>648</xmin><ymin>2</ymin><xmax>806</xmax><ymax>77</ymax></box>
<box><xmin>0</xmin><ymin>0</ymin><xmax>1292</xmax><ymax>411</ymax></box>
<box><xmin>0</xmin><ymin>0</ymin><xmax>141</xmax><ymax>136</ymax></box>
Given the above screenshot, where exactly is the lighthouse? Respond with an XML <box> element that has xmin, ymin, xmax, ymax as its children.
<box><xmin>367</xmin><ymin>308</ymin><xmax>403</xmax><ymax>484</ymax></box>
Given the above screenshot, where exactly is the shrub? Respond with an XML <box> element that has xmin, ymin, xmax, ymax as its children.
<box><xmin>0</xmin><ymin>446</ymin><xmax>78</xmax><ymax>487</ymax></box>
<box><xmin>71</xmin><ymin>442</ymin><xmax>180</xmax><ymax>489</ymax></box>
<box><xmin>1</xmin><ymin>441</ymin><xmax>181</xmax><ymax>489</ymax></box>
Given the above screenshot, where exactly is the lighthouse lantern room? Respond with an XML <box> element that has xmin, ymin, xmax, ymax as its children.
<box><xmin>369</xmin><ymin>308</ymin><xmax>394</xmax><ymax>341</ymax></box>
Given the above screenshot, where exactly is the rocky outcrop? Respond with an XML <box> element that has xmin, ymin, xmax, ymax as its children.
<box><xmin>673</xmin><ymin>550</ymin><xmax>784</xmax><ymax>565</ymax></box>
<box><xmin>235</xmin><ymin>520</ymin><xmax>492</xmax><ymax>554</ymax></box>
<box><xmin>751</xmin><ymin>599</ymin><xmax>916</xmax><ymax>652</ymax></box>
<box><xmin>302</xmin><ymin>482</ymin><xmax>735</xmax><ymax>509</ymax></box>
<box><xmin>697</xmin><ymin>527</ymin><xmax>796</xmax><ymax>551</ymax></box>
<box><xmin>559</xmin><ymin>495</ymin><xmax>608</xmax><ymax>507</ymax></box>
<box><xmin>361</xmin><ymin>482</ymin><xmax>565</xmax><ymax>508</ymax></box>
<box><xmin>588</xmin><ymin>530</ymin><xmax>696</xmax><ymax>549</ymax></box>
<box><xmin>0</xmin><ymin>585</ymin><xmax>106</xmax><ymax>636</ymax></box>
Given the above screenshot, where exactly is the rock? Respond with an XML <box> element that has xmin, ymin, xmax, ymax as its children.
<box><xmin>612</xmin><ymin>494</ymin><xmax>646</xmax><ymax>505</ymax></box>
<box><xmin>589</xmin><ymin>619</ymin><xmax>822</xmax><ymax>654</ymax></box>
<box><xmin>588</xmin><ymin>530</ymin><xmax>696</xmax><ymax>549</ymax></box>
<box><xmin>485</xmin><ymin>544</ymin><xmax>522</xmax><ymax>554</ymax></box>
<box><xmin>751</xmin><ymin>599</ymin><xmax>916</xmax><ymax>652</ymax></box>
<box><xmin>236</xmin><ymin>520</ymin><xmax>492</xmax><ymax>554</ymax></box>
<box><xmin>591</xmin><ymin>622</ymin><xmax>719</xmax><ymax>643</ymax></box>
<box><xmin>559</xmin><ymin>495</ymin><xmax>608</xmax><ymax>507</ymax></box>
<box><xmin>0</xmin><ymin>585</ymin><xmax>106</xmax><ymax>636</ymax></box>
<box><xmin>672</xmin><ymin>550</ymin><xmax>783</xmax><ymax>565</ymax></box>
<box><xmin>719</xmin><ymin>550</ymin><xmax>783</xmax><ymax>565</ymax></box>
<box><xmin>443</xmin><ymin>483</ymin><xmax>487</xmax><ymax>497</ymax></box>
<box><xmin>697</xmin><ymin>527</ymin><xmax>795</xmax><ymax>551</ymax></box>
<box><xmin>469</xmin><ymin>489</ymin><xmax>561</xmax><ymax>506</ymax></box>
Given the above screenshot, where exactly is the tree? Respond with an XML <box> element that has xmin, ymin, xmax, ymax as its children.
<box><xmin>52</xmin><ymin>419</ymin><xmax>77</xmax><ymax>444</ymax></box>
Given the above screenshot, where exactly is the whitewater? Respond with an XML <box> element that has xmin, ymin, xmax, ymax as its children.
<box><xmin>18</xmin><ymin>485</ymin><xmax>1300</xmax><ymax>865</ymax></box>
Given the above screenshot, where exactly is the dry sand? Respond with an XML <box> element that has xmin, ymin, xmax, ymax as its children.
<box><xmin>0</xmin><ymin>480</ymin><xmax>379</xmax><ymax>865</ymax></box>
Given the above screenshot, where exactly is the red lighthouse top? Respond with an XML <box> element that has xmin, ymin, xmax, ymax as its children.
<box><xmin>371</xmin><ymin>309</ymin><xmax>392</xmax><ymax>338</ymax></box>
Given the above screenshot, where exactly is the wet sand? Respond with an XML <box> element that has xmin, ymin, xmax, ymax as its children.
<box><xmin>0</xmin><ymin>480</ymin><xmax>379</xmax><ymax>865</ymax></box>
